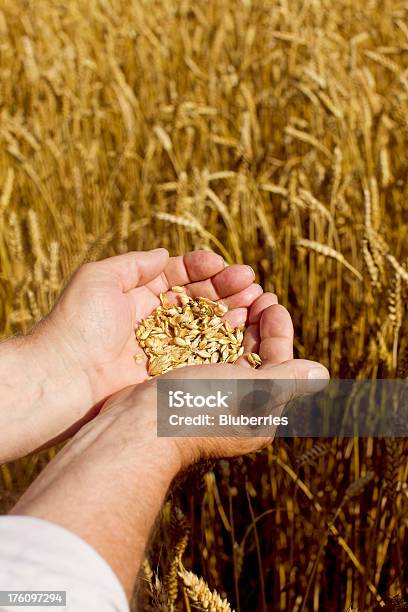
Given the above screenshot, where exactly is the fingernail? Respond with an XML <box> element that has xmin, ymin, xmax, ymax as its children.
<box><xmin>246</xmin><ymin>265</ymin><xmax>256</xmax><ymax>279</ymax></box>
<box><xmin>308</xmin><ymin>366</ymin><xmax>330</xmax><ymax>380</ymax></box>
<box><xmin>150</xmin><ymin>247</ymin><xmax>167</xmax><ymax>253</ymax></box>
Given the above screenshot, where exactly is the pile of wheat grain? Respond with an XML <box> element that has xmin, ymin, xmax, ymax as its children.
<box><xmin>136</xmin><ymin>286</ymin><xmax>261</xmax><ymax>376</ymax></box>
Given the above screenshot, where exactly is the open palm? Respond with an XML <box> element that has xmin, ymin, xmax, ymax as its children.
<box><xmin>48</xmin><ymin>249</ymin><xmax>264</xmax><ymax>404</ymax></box>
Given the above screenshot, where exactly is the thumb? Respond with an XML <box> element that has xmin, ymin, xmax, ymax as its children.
<box><xmin>91</xmin><ymin>248</ymin><xmax>170</xmax><ymax>291</ymax></box>
<box><xmin>257</xmin><ymin>358</ymin><xmax>330</xmax><ymax>399</ymax></box>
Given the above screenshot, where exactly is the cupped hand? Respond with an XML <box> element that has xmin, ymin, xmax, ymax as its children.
<box><xmin>101</xmin><ymin>295</ymin><xmax>329</xmax><ymax>468</ymax></box>
<box><xmin>42</xmin><ymin>248</ymin><xmax>261</xmax><ymax>405</ymax></box>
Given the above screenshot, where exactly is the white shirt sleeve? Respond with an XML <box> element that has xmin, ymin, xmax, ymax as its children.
<box><xmin>0</xmin><ymin>516</ymin><xmax>129</xmax><ymax>612</ymax></box>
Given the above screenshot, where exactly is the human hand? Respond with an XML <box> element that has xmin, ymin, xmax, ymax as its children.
<box><xmin>101</xmin><ymin>295</ymin><xmax>330</xmax><ymax>467</ymax></box>
<box><xmin>0</xmin><ymin>249</ymin><xmax>262</xmax><ymax>461</ymax></box>
<box><xmin>12</xmin><ymin>295</ymin><xmax>328</xmax><ymax>596</ymax></box>
<box><xmin>44</xmin><ymin>248</ymin><xmax>261</xmax><ymax>404</ymax></box>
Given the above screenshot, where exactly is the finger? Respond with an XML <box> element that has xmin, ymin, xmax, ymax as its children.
<box><xmin>260</xmin><ymin>358</ymin><xmax>329</xmax><ymax>388</ymax></box>
<box><xmin>223</xmin><ymin>307</ymin><xmax>248</xmax><ymax>328</ymax></box>
<box><xmin>222</xmin><ymin>283</ymin><xmax>263</xmax><ymax>309</ymax></box>
<box><xmin>236</xmin><ymin>292</ymin><xmax>280</xmax><ymax>367</ymax></box>
<box><xmin>90</xmin><ymin>249</ymin><xmax>169</xmax><ymax>292</ymax></box>
<box><xmin>256</xmin><ymin>358</ymin><xmax>330</xmax><ymax>412</ymax></box>
<box><xmin>236</xmin><ymin>323</ymin><xmax>260</xmax><ymax>368</ymax></box>
<box><xmin>256</xmin><ymin>358</ymin><xmax>330</xmax><ymax>423</ymax></box>
<box><xmin>147</xmin><ymin>250</ymin><xmax>225</xmax><ymax>294</ymax></box>
<box><xmin>182</xmin><ymin>264</ymin><xmax>255</xmax><ymax>301</ymax></box>
<box><xmin>259</xmin><ymin>304</ymin><xmax>294</xmax><ymax>365</ymax></box>
<box><xmin>248</xmin><ymin>292</ymin><xmax>278</xmax><ymax>324</ymax></box>
<box><xmin>243</xmin><ymin>324</ymin><xmax>260</xmax><ymax>353</ymax></box>
<box><xmin>128</xmin><ymin>286</ymin><xmax>161</xmax><ymax>322</ymax></box>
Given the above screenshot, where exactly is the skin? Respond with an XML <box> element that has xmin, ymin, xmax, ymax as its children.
<box><xmin>11</xmin><ymin>289</ymin><xmax>329</xmax><ymax>600</ymax></box>
<box><xmin>0</xmin><ymin>248</ymin><xmax>264</xmax><ymax>462</ymax></box>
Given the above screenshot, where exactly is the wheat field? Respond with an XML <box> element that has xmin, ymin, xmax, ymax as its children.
<box><xmin>0</xmin><ymin>0</ymin><xmax>407</xmax><ymax>609</ymax></box>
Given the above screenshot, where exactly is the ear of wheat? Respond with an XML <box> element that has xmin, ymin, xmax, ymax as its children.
<box><xmin>164</xmin><ymin>507</ymin><xmax>190</xmax><ymax>610</ymax></box>
<box><xmin>178</xmin><ymin>567</ymin><xmax>234</xmax><ymax>612</ymax></box>
<box><xmin>295</xmin><ymin>239</ymin><xmax>362</xmax><ymax>280</ymax></box>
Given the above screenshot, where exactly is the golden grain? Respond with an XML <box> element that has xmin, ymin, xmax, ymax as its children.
<box><xmin>247</xmin><ymin>352</ymin><xmax>262</xmax><ymax>368</ymax></box>
<box><xmin>136</xmin><ymin>287</ymin><xmax>244</xmax><ymax>375</ymax></box>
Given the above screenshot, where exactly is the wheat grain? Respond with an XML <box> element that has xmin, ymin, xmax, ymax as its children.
<box><xmin>388</xmin><ymin>273</ymin><xmax>402</xmax><ymax>329</ymax></box>
<box><xmin>246</xmin><ymin>352</ymin><xmax>262</xmax><ymax>368</ymax></box>
<box><xmin>136</xmin><ymin>287</ymin><xmax>244</xmax><ymax>376</ymax></box>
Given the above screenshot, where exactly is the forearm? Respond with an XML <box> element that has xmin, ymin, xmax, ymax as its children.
<box><xmin>11</xmin><ymin>387</ymin><xmax>179</xmax><ymax>599</ymax></box>
<box><xmin>0</xmin><ymin>322</ymin><xmax>92</xmax><ymax>463</ymax></box>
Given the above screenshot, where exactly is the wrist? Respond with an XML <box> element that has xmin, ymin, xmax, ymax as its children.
<box><xmin>0</xmin><ymin>322</ymin><xmax>92</xmax><ymax>461</ymax></box>
<box><xmin>28</xmin><ymin>317</ymin><xmax>87</xmax><ymax>390</ymax></box>
<box><xmin>100</xmin><ymin>382</ymin><xmax>183</xmax><ymax>479</ymax></box>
